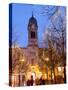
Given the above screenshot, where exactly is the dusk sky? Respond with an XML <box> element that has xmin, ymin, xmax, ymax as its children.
<box><xmin>10</xmin><ymin>3</ymin><xmax>65</xmax><ymax>47</ymax></box>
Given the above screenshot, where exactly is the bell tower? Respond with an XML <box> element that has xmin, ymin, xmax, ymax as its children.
<box><xmin>27</xmin><ymin>12</ymin><xmax>38</xmax><ymax>65</ymax></box>
<box><xmin>28</xmin><ymin>12</ymin><xmax>38</xmax><ymax>47</ymax></box>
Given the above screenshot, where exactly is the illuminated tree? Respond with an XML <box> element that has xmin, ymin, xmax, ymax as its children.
<box><xmin>41</xmin><ymin>6</ymin><xmax>66</xmax><ymax>83</ymax></box>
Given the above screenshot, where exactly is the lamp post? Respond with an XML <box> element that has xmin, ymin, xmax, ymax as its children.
<box><xmin>44</xmin><ymin>57</ymin><xmax>49</xmax><ymax>84</ymax></box>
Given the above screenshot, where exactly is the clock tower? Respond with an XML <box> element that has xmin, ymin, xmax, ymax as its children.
<box><xmin>27</xmin><ymin>13</ymin><xmax>38</xmax><ymax>65</ymax></box>
<box><xmin>28</xmin><ymin>12</ymin><xmax>38</xmax><ymax>47</ymax></box>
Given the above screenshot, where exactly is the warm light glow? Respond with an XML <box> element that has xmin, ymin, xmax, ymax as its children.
<box><xmin>12</xmin><ymin>75</ymin><xmax>15</xmax><ymax>86</ymax></box>
<box><xmin>12</xmin><ymin>75</ymin><xmax>14</xmax><ymax>82</ymax></box>
<box><xmin>38</xmin><ymin>72</ymin><xmax>42</xmax><ymax>79</ymax></box>
<box><xmin>45</xmin><ymin>57</ymin><xmax>49</xmax><ymax>61</ymax></box>
<box><xmin>31</xmin><ymin>72</ymin><xmax>36</xmax><ymax>80</ymax></box>
<box><xmin>44</xmin><ymin>73</ymin><xmax>47</xmax><ymax>79</ymax></box>
<box><xmin>52</xmin><ymin>73</ymin><xmax>54</xmax><ymax>79</ymax></box>
<box><xmin>58</xmin><ymin>67</ymin><xmax>62</xmax><ymax>72</ymax></box>
<box><xmin>27</xmin><ymin>65</ymin><xmax>41</xmax><ymax>80</ymax></box>
<box><xmin>20</xmin><ymin>58</ymin><xmax>24</xmax><ymax>62</ymax></box>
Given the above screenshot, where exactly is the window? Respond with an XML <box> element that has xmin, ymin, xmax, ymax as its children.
<box><xmin>31</xmin><ymin>31</ymin><xmax>35</xmax><ymax>38</ymax></box>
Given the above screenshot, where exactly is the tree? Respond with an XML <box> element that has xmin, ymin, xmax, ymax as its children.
<box><xmin>11</xmin><ymin>46</ymin><xmax>29</xmax><ymax>86</ymax></box>
<box><xmin>9</xmin><ymin>26</ymin><xmax>21</xmax><ymax>86</ymax></box>
<box><xmin>42</xmin><ymin>6</ymin><xmax>66</xmax><ymax>83</ymax></box>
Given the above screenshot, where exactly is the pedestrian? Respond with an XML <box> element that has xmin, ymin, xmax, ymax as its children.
<box><xmin>30</xmin><ymin>75</ymin><xmax>34</xmax><ymax>86</ymax></box>
<box><xmin>39</xmin><ymin>76</ymin><xmax>45</xmax><ymax>85</ymax></box>
<box><xmin>27</xmin><ymin>79</ymin><xmax>30</xmax><ymax>86</ymax></box>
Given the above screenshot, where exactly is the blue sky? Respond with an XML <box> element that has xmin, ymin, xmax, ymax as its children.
<box><xmin>10</xmin><ymin>3</ymin><xmax>66</xmax><ymax>47</ymax></box>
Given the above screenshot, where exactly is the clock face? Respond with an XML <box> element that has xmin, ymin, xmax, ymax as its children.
<box><xmin>28</xmin><ymin>24</ymin><xmax>35</xmax><ymax>30</ymax></box>
<box><xmin>31</xmin><ymin>24</ymin><xmax>35</xmax><ymax>29</ymax></box>
<box><xmin>31</xmin><ymin>24</ymin><xmax>37</xmax><ymax>32</ymax></box>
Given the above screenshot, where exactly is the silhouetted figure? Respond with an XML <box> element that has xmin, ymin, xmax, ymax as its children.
<box><xmin>39</xmin><ymin>76</ymin><xmax>45</xmax><ymax>85</ymax></box>
<box><xmin>27</xmin><ymin>79</ymin><xmax>30</xmax><ymax>86</ymax></box>
<box><xmin>27</xmin><ymin>75</ymin><xmax>34</xmax><ymax>86</ymax></box>
<box><xmin>30</xmin><ymin>75</ymin><xmax>34</xmax><ymax>86</ymax></box>
<box><xmin>42</xmin><ymin>79</ymin><xmax>45</xmax><ymax>85</ymax></box>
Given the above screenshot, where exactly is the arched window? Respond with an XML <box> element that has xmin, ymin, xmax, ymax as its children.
<box><xmin>31</xmin><ymin>31</ymin><xmax>35</xmax><ymax>38</ymax></box>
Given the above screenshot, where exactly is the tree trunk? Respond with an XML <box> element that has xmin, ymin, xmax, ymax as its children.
<box><xmin>51</xmin><ymin>68</ymin><xmax>53</xmax><ymax>84</ymax></box>
<box><xmin>46</xmin><ymin>70</ymin><xmax>48</xmax><ymax>84</ymax></box>
<box><xmin>18</xmin><ymin>74</ymin><xmax>20</xmax><ymax>86</ymax></box>
<box><xmin>53</xmin><ymin>68</ymin><xmax>56</xmax><ymax>84</ymax></box>
<box><xmin>64</xmin><ymin>66</ymin><xmax>66</xmax><ymax>83</ymax></box>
